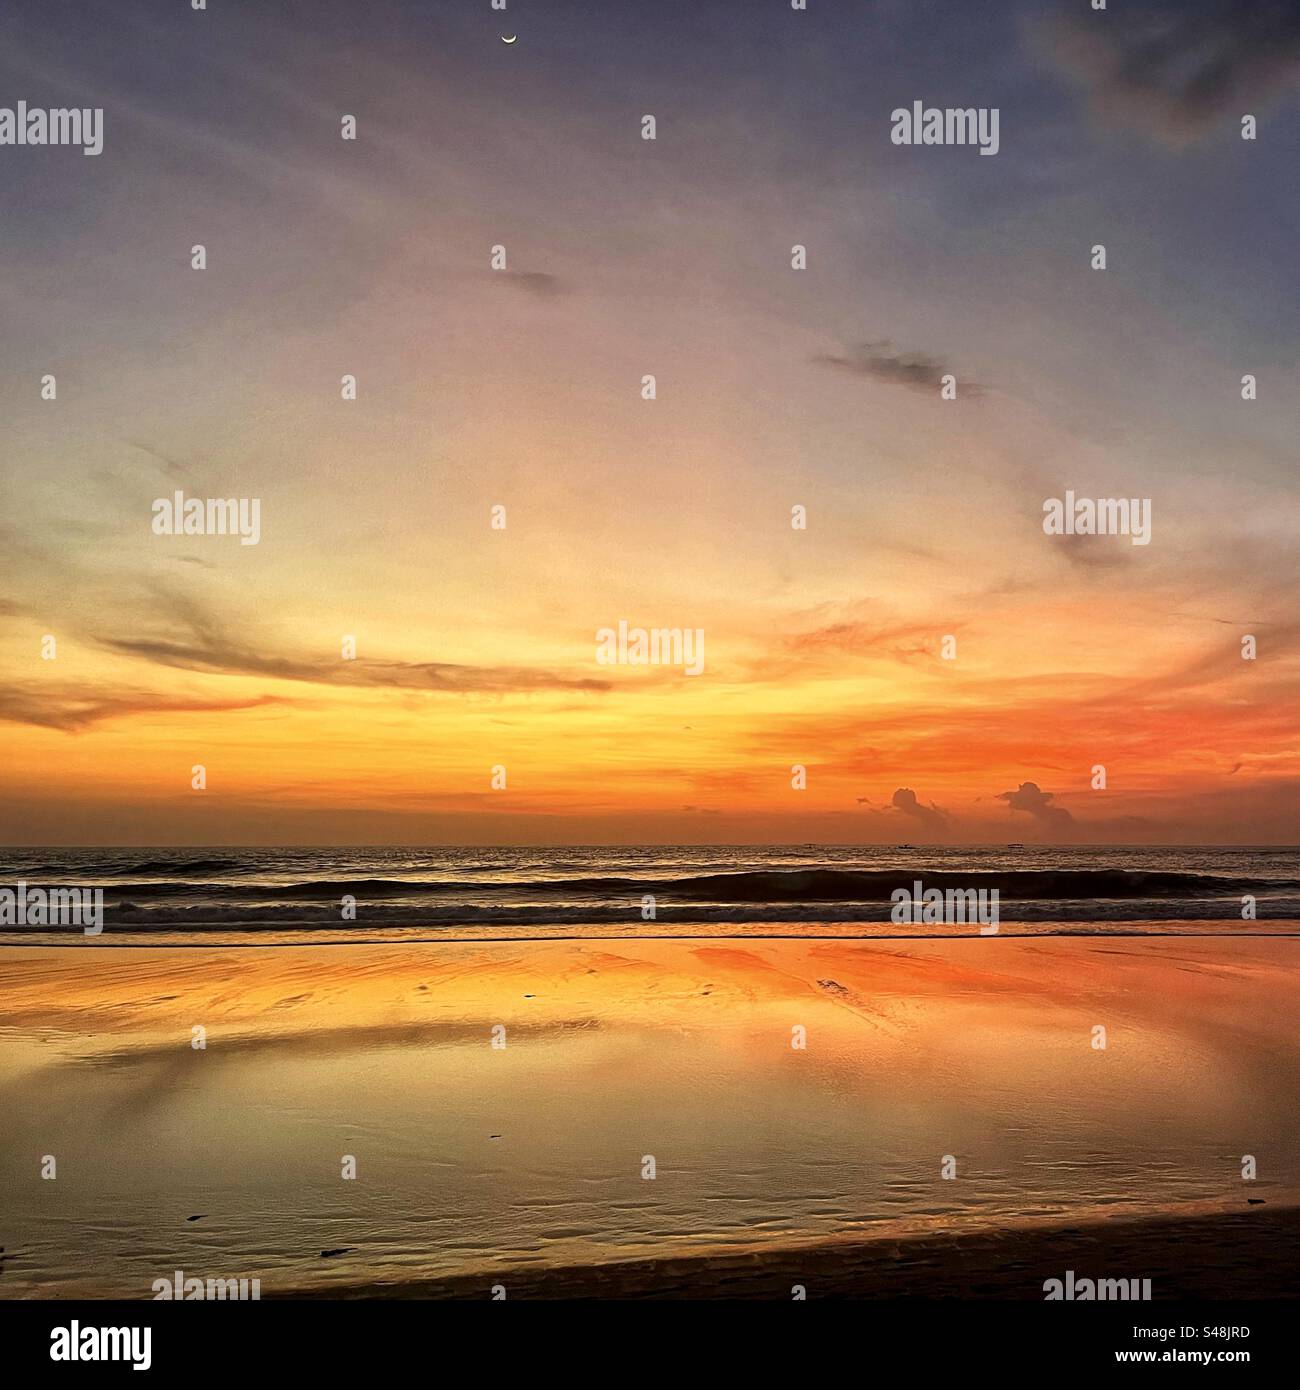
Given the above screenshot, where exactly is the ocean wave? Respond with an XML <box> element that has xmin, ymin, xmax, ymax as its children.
<box><xmin>621</xmin><ymin>868</ymin><xmax>1294</xmax><ymax>901</ymax></box>
<box><xmin>11</xmin><ymin>897</ymin><xmax>1297</xmax><ymax>928</ymax></box>
<box><xmin>10</xmin><ymin>856</ymin><xmax>253</xmax><ymax>878</ymax></box>
<box><xmin>27</xmin><ymin>867</ymin><xmax>1296</xmax><ymax>903</ymax></box>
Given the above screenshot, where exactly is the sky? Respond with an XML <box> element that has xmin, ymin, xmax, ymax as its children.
<box><xmin>1</xmin><ymin>0</ymin><xmax>1298</xmax><ymax>846</ymax></box>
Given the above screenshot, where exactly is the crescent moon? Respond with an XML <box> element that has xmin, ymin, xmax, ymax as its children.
<box><xmin>502</xmin><ymin>35</ymin><xmax>517</xmax><ymax>44</ymax></box>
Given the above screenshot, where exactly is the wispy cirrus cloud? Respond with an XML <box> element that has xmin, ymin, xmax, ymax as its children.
<box><xmin>100</xmin><ymin>635</ymin><xmax>611</xmax><ymax>695</ymax></box>
<box><xmin>0</xmin><ymin>686</ymin><xmax>289</xmax><ymax>734</ymax></box>
<box><xmin>811</xmin><ymin>340</ymin><xmax>985</xmax><ymax>395</ymax></box>
<box><xmin>94</xmin><ymin>589</ymin><xmax>610</xmax><ymax>696</ymax></box>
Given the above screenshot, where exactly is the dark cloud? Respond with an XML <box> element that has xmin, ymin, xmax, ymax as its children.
<box><xmin>490</xmin><ymin>270</ymin><xmax>565</xmax><ymax>297</ymax></box>
<box><xmin>812</xmin><ymin>340</ymin><xmax>983</xmax><ymax>395</ymax></box>
<box><xmin>890</xmin><ymin>787</ymin><xmax>952</xmax><ymax>831</ymax></box>
<box><xmin>996</xmin><ymin>780</ymin><xmax>1074</xmax><ymax>830</ymax></box>
<box><xmin>0</xmin><ymin>687</ymin><xmax>288</xmax><ymax>733</ymax></box>
<box><xmin>1042</xmin><ymin>0</ymin><xmax>1300</xmax><ymax>144</ymax></box>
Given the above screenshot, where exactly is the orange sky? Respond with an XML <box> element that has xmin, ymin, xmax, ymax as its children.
<box><xmin>1</xmin><ymin>0</ymin><xmax>1298</xmax><ymax>845</ymax></box>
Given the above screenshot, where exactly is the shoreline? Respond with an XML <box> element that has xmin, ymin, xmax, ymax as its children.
<box><xmin>281</xmin><ymin>1206</ymin><xmax>1300</xmax><ymax>1300</ymax></box>
<box><xmin>6</xmin><ymin>922</ymin><xmax>1300</xmax><ymax>948</ymax></box>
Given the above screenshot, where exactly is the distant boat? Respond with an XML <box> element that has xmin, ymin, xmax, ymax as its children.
<box><xmin>896</xmin><ymin>843</ymin><xmax>916</xmax><ymax>849</ymax></box>
<box><xmin>1007</xmin><ymin>843</ymin><xmax>1024</xmax><ymax>849</ymax></box>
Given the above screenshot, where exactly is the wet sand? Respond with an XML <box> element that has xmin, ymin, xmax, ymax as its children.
<box><xmin>309</xmin><ymin>1204</ymin><xmax>1300</xmax><ymax>1299</ymax></box>
<box><xmin>2</xmin><ymin>936</ymin><xmax>1298</xmax><ymax>1298</ymax></box>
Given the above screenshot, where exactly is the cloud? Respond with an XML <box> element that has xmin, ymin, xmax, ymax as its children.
<box><xmin>778</xmin><ymin>615</ymin><xmax>971</xmax><ymax>673</ymax></box>
<box><xmin>890</xmin><ymin>787</ymin><xmax>952</xmax><ymax>831</ymax></box>
<box><xmin>95</xmin><ymin>588</ymin><xmax>611</xmax><ymax>696</ymax></box>
<box><xmin>0</xmin><ymin>687</ymin><xmax>288</xmax><ymax>733</ymax></box>
<box><xmin>122</xmin><ymin>440</ymin><xmax>195</xmax><ymax>480</ymax></box>
<box><xmin>1050</xmin><ymin>530</ymin><xmax>1135</xmax><ymax>572</ymax></box>
<box><xmin>490</xmin><ymin>270</ymin><xmax>566</xmax><ymax>297</ymax></box>
<box><xmin>1041</xmin><ymin>0</ymin><xmax>1300</xmax><ymax>144</ymax></box>
<box><xmin>811</xmin><ymin>340</ymin><xmax>984</xmax><ymax>394</ymax></box>
<box><xmin>101</xmin><ymin>634</ymin><xmax>611</xmax><ymax>695</ymax></box>
<box><xmin>996</xmin><ymin>780</ymin><xmax>1074</xmax><ymax>830</ymax></box>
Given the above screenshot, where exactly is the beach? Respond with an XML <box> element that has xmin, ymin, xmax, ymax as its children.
<box><xmin>316</xmin><ymin>1206</ymin><xmax>1300</xmax><ymax>1299</ymax></box>
<box><xmin>2</xmin><ymin>934</ymin><xmax>1297</xmax><ymax>1299</ymax></box>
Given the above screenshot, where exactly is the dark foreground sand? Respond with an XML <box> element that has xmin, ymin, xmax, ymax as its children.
<box><xmin>306</xmin><ymin>1206</ymin><xmax>1300</xmax><ymax>1299</ymax></box>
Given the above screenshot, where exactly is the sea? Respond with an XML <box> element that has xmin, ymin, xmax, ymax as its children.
<box><xmin>2</xmin><ymin>843</ymin><xmax>1298</xmax><ymax>943</ymax></box>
